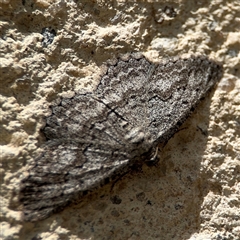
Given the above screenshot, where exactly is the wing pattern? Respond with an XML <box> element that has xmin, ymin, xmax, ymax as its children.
<box><xmin>20</xmin><ymin>54</ymin><xmax>222</xmax><ymax>221</ymax></box>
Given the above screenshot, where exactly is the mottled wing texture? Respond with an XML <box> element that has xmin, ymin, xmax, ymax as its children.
<box><xmin>146</xmin><ymin>56</ymin><xmax>222</xmax><ymax>142</ymax></box>
<box><xmin>20</xmin><ymin>54</ymin><xmax>222</xmax><ymax>222</ymax></box>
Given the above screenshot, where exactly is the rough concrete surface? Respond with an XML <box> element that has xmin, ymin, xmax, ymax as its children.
<box><xmin>0</xmin><ymin>0</ymin><xmax>239</xmax><ymax>239</ymax></box>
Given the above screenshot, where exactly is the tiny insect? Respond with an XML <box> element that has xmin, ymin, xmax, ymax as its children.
<box><xmin>20</xmin><ymin>53</ymin><xmax>223</xmax><ymax>221</ymax></box>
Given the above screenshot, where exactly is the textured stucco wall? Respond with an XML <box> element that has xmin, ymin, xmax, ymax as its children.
<box><xmin>0</xmin><ymin>0</ymin><xmax>239</xmax><ymax>239</ymax></box>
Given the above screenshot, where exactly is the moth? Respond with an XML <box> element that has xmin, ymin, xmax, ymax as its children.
<box><xmin>20</xmin><ymin>53</ymin><xmax>223</xmax><ymax>221</ymax></box>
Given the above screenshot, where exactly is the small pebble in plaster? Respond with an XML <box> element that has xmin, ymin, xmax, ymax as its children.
<box><xmin>154</xmin><ymin>6</ymin><xmax>177</xmax><ymax>23</ymax></box>
<box><xmin>41</xmin><ymin>27</ymin><xmax>56</xmax><ymax>47</ymax></box>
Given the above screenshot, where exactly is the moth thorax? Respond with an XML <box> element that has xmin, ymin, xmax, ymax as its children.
<box><xmin>124</xmin><ymin>127</ymin><xmax>147</xmax><ymax>144</ymax></box>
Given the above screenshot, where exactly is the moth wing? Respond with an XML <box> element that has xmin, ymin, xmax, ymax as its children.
<box><xmin>20</xmin><ymin>140</ymin><xmax>131</xmax><ymax>222</ymax></box>
<box><xmin>21</xmin><ymin>92</ymin><xmax>138</xmax><ymax>221</ymax></box>
<box><xmin>147</xmin><ymin>57</ymin><xmax>222</xmax><ymax>142</ymax></box>
<box><xmin>20</xmin><ymin>56</ymin><xmax>157</xmax><ymax>221</ymax></box>
<box><xmin>95</xmin><ymin>54</ymin><xmax>154</xmax><ymax>130</ymax></box>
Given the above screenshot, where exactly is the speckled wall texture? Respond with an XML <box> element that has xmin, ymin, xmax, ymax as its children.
<box><xmin>0</xmin><ymin>0</ymin><xmax>239</xmax><ymax>240</ymax></box>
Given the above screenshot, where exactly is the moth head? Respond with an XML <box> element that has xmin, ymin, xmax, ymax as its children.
<box><xmin>124</xmin><ymin>127</ymin><xmax>146</xmax><ymax>144</ymax></box>
<box><xmin>124</xmin><ymin>127</ymin><xmax>158</xmax><ymax>163</ymax></box>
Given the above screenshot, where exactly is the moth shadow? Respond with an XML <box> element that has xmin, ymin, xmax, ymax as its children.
<box><xmin>19</xmin><ymin>94</ymin><xmax>215</xmax><ymax>240</ymax></box>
